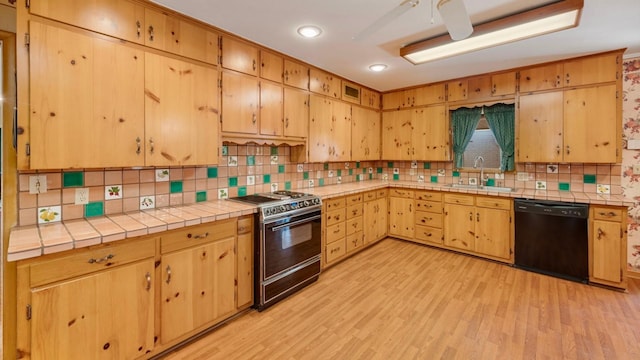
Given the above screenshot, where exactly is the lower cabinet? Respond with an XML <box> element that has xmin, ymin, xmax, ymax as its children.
<box><xmin>414</xmin><ymin>190</ymin><xmax>444</xmax><ymax>246</ymax></box>
<box><xmin>388</xmin><ymin>189</ymin><xmax>415</xmax><ymax>239</ymax></box>
<box><xmin>590</xmin><ymin>206</ymin><xmax>627</xmax><ymax>289</ymax></box>
<box><xmin>363</xmin><ymin>189</ymin><xmax>388</xmax><ymax>244</ymax></box>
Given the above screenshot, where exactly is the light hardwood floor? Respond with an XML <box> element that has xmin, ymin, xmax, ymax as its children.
<box><xmin>161</xmin><ymin>239</ymin><xmax>640</xmax><ymax>360</ymax></box>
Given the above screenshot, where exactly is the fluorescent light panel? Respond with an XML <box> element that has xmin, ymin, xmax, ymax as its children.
<box><xmin>402</xmin><ymin>0</ymin><xmax>583</xmax><ymax>64</ymax></box>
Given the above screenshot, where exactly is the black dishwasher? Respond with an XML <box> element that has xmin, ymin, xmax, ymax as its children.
<box><xmin>514</xmin><ymin>199</ymin><xmax>589</xmax><ymax>283</ymax></box>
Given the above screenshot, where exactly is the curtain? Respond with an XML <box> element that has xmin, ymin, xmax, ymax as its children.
<box><xmin>485</xmin><ymin>103</ymin><xmax>515</xmax><ymax>172</ymax></box>
<box><xmin>451</xmin><ymin>107</ymin><xmax>481</xmax><ymax>168</ymax></box>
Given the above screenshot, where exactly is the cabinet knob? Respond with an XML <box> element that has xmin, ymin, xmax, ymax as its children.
<box><xmin>148</xmin><ymin>25</ymin><xmax>154</xmax><ymax>42</ymax></box>
<box><xmin>136</xmin><ymin>137</ymin><xmax>141</xmax><ymax>155</ymax></box>
<box><xmin>166</xmin><ymin>265</ymin><xmax>172</xmax><ymax>284</ymax></box>
<box><xmin>136</xmin><ymin>21</ymin><xmax>141</xmax><ymax>39</ymax></box>
<box><xmin>145</xmin><ymin>272</ymin><xmax>152</xmax><ymax>291</ymax></box>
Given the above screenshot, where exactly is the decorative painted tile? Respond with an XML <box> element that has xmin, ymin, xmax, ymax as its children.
<box><xmin>228</xmin><ymin>177</ymin><xmax>238</xmax><ymax>187</ymax></box>
<box><xmin>156</xmin><ymin>169</ymin><xmax>170</xmax><ymax>182</ymax></box>
<box><xmin>38</xmin><ymin>206</ymin><xmax>61</xmax><ymax>224</ymax></box>
<box><xmin>387</xmin><ymin>162</ymin><xmax>394</xmax><ymax>168</ymax></box>
<box><xmin>358</xmin><ymin>174</ymin><xmax>365</xmax><ymax>181</ymax></box>
<box><xmin>393</xmin><ymin>174</ymin><xmax>400</xmax><ymax>181</ymax></box>
<box><xmin>221</xmin><ymin>145</ymin><xmax>228</xmax><ymax>156</ymax></box>
<box><xmin>424</xmin><ymin>163</ymin><xmax>431</xmax><ymax>169</ymax></box>
<box><xmin>584</xmin><ymin>174</ymin><xmax>596</xmax><ymax>184</ymax></box>
<box><xmin>270</xmin><ymin>155</ymin><xmax>279</xmax><ymax>164</ymax></box>
<box><xmin>382</xmin><ymin>174</ymin><xmax>388</xmax><ymax>181</ymax></box>
<box><xmin>597</xmin><ymin>184</ymin><xmax>611</xmax><ymax>194</ymax></box>
<box><xmin>278</xmin><ymin>165</ymin><xmax>285</xmax><ymax>173</ymax></box>
<box><xmin>105</xmin><ymin>185</ymin><xmax>122</xmax><ymax>200</ymax></box>
<box><xmin>536</xmin><ymin>181</ymin><xmax>547</xmax><ymax>190</ymax></box>
<box><xmin>337</xmin><ymin>176</ymin><xmax>343</xmax><ymax>184</ymax></box>
<box><xmin>409</xmin><ymin>169</ymin><xmax>416</xmax><ymax>176</ymax></box>
<box><xmin>63</xmin><ymin>172</ymin><xmax>84</xmax><ymax>187</ymax></box>
<box><xmin>319</xmin><ymin>178</ymin><xmax>325</xmax><ymax>186</ymax></box>
<box><xmin>559</xmin><ymin>182</ymin><xmax>571</xmax><ymax>191</ymax></box>
<box><xmin>324</xmin><ymin>163</ymin><xmax>329</xmax><ymax>170</ymax></box>
<box><xmin>285</xmin><ymin>181</ymin><xmax>292</xmax><ymax>190</ymax></box>
<box><xmin>271</xmin><ymin>183</ymin><xmax>279</xmax><ymax>192</ymax></box>
<box><xmin>368</xmin><ymin>167</ymin><xmax>374</xmax><ymax>174</ymax></box>
<box><xmin>469</xmin><ymin>178</ymin><xmax>478</xmax><ymax>186</ymax></box>
<box><xmin>453</xmin><ymin>171</ymin><xmax>460</xmax><ymax>177</ymax></box>
<box><xmin>270</xmin><ymin>146</ymin><xmax>278</xmax><ymax>155</ymax></box>
<box><xmin>247</xmin><ymin>175</ymin><xmax>255</xmax><ymax>185</ymax></box>
<box><xmin>393</xmin><ymin>168</ymin><xmax>400</xmax><ymax>175</ymax></box>
<box><xmin>369</xmin><ymin>174</ymin><xmax>373</xmax><ymax>180</ymax></box>
<box><xmin>356</xmin><ymin>162</ymin><xmax>360</xmax><ymax>168</ymax></box>
<box><xmin>430</xmin><ymin>176</ymin><xmax>438</xmax><ymax>183</ymax></box>
<box><xmin>377</xmin><ymin>167</ymin><xmax>383</xmax><ymax>174</ymax></box>
<box><xmin>170</xmin><ymin>181</ymin><xmax>183</xmax><ymax>193</ymax></box>
<box><xmin>418</xmin><ymin>175</ymin><xmax>425</xmax><ymax>183</ymax></box>
<box><xmin>547</xmin><ymin>164</ymin><xmax>558</xmax><ymax>173</ymax></box>
<box><xmin>218</xmin><ymin>188</ymin><xmax>229</xmax><ymax>199</ymax></box>
<box><xmin>345</xmin><ymin>162</ymin><xmax>350</xmax><ymax>169</ymax></box>
<box><xmin>263</xmin><ymin>174</ymin><xmax>271</xmax><ymax>183</ymax></box>
<box><xmin>84</xmin><ymin>202</ymin><xmax>104</xmax><ymax>217</ymax></box>
<box><xmin>308</xmin><ymin>179</ymin><xmax>315</xmax><ymax>187</ymax></box>
<box><xmin>328</xmin><ymin>170</ymin><xmax>334</xmax><ymax>178</ymax></box>
<box><xmin>247</xmin><ymin>155</ymin><xmax>256</xmax><ymax>166</ymax></box>
<box><xmin>303</xmin><ymin>172</ymin><xmax>309</xmax><ymax>180</ymax></box>
<box><xmin>140</xmin><ymin>196</ymin><xmax>155</xmax><ymax>210</ymax></box>
<box><xmin>337</xmin><ymin>170</ymin><xmax>342</xmax><ymax>177</ymax></box>
<box><xmin>348</xmin><ymin>169</ymin><xmax>353</xmax><ymax>176</ymax></box>
<box><xmin>438</xmin><ymin>169</ymin><xmax>446</xmax><ymax>176</ymax></box>
<box><xmin>411</xmin><ymin>160</ymin><xmax>418</xmax><ymax>169</ymax></box>
<box><xmin>228</xmin><ymin>156</ymin><xmax>238</xmax><ymax>166</ymax></box>
<box><xmin>297</xmin><ymin>164</ymin><xmax>304</xmax><ymax>172</ymax></box>
<box><xmin>207</xmin><ymin>167</ymin><xmax>218</xmax><ymax>178</ymax></box>
<box><xmin>238</xmin><ymin>186</ymin><xmax>248</xmax><ymax>197</ymax></box>
<box><xmin>29</xmin><ymin>175</ymin><xmax>47</xmax><ymax>194</ymax></box>
<box><xmin>196</xmin><ymin>191</ymin><xmax>207</xmax><ymax>202</ymax></box>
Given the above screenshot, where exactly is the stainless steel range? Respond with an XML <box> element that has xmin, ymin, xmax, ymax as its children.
<box><xmin>229</xmin><ymin>190</ymin><xmax>322</xmax><ymax>311</ymax></box>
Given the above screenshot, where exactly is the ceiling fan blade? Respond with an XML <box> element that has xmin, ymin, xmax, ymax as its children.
<box><xmin>352</xmin><ymin>0</ymin><xmax>421</xmax><ymax>41</ymax></box>
<box><xmin>437</xmin><ymin>0</ymin><xmax>473</xmax><ymax>40</ymax></box>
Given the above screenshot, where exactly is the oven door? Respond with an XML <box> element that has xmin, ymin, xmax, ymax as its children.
<box><xmin>262</xmin><ymin>208</ymin><xmax>321</xmax><ymax>280</ymax></box>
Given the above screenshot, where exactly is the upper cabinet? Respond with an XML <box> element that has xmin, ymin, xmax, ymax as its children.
<box><xmin>519</xmin><ymin>63</ymin><xmax>564</xmax><ymax>93</ymax></box>
<box><xmin>564</xmin><ymin>52</ymin><xmax>620</xmax><ymax>87</ymax></box>
<box><xmin>260</xmin><ymin>50</ymin><xmax>283</xmax><ymax>83</ymax></box>
<box><xmin>283</xmin><ymin>88</ymin><xmax>309</xmax><ymax>138</ymax></box>
<box><xmin>310</xmin><ymin>68</ymin><xmax>341</xmax><ymax>98</ymax></box>
<box><xmin>309</xmin><ymin>95</ymin><xmax>351</xmax><ymax>162</ymax></box>
<box><xmin>361</xmin><ymin>87</ymin><xmax>381</xmax><ymax>109</ymax></box>
<box><xmin>382</xmin><ymin>105</ymin><xmax>449</xmax><ymax>161</ymax></box>
<box><xmin>221</xmin><ymin>71</ymin><xmax>260</xmax><ymax>135</ymax></box>
<box><xmin>221</xmin><ymin>36</ymin><xmax>259</xmax><ymax>76</ymax></box>
<box><xmin>284</xmin><ymin>59</ymin><xmax>309</xmax><ymax>90</ymax></box>
<box><xmin>351</xmin><ymin>107</ymin><xmax>381</xmax><ymax>161</ymax></box>
<box><xmin>448</xmin><ymin>72</ymin><xmax>516</xmax><ymax>102</ymax></box>
<box><xmin>382</xmin><ymin>83</ymin><xmax>445</xmax><ymax>110</ymax></box>
<box><xmin>342</xmin><ymin>80</ymin><xmax>361</xmax><ymax>105</ymax></box>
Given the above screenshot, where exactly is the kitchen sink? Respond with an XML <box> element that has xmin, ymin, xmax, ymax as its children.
<box><xmin>447</xmin><ymin>184</ymin><xmax>515</xmax><ymax>193</ymax></box>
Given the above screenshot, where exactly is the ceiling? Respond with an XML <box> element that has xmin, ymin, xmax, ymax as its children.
<box><xmin>150</xmin><ymin>0</ymin><xmax>640</xmax><ymax>92</ymax></box>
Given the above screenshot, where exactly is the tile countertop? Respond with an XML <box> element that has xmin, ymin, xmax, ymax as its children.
<box><xmin>7</xmin><ymin>180</ymin><xmax>633</xmax><ymax>262</ymax></box>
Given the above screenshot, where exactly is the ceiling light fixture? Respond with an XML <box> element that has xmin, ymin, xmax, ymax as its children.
<box><xmin>369</xmin><ymin>64</ymin><xmax>388</xmax><ymax>72</ymax></box>
<box><xmin>401</xmin><ymin>0</ymin><xmax>584</xmax><ymax>65</ymax></box>
<box><xmin>297</xmin><ymin>25</ymin><xmax>322</xmax><ymax>38</ymax></box>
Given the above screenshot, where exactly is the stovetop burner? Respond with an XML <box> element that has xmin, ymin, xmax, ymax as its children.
<box><xmin>228</xmin><ymin>191</ymin><xmax>321</xmax><ymax>219</ymax></box>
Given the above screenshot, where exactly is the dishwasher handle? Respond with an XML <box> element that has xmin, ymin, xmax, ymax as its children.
<box><xmin>514</xmin><ymin>199</ymin><xmax>588</xmax><ymax>218</ymax></box>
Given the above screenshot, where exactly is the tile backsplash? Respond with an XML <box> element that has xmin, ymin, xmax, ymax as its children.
<box><xmin>16</xmin><ymin>144</ymin><xmax>621</xmax><ymax>226</ymax></box>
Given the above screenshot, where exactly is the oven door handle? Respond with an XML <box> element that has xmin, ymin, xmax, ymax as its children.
<box><xmin>271</xmin><ymin>215</ymin><xmax>321</xmax><ymax>232</ymax></box>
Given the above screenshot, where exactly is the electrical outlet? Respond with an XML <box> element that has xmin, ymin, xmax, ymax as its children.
<box><xmin>75</xmin><ymin>188</ymin><xmax>89</xmax><ymax>205</ymax></box>
<box><xmin>29</xmin><ymin>175</ymin><xmax>47</xmax><ymax>194</ymax></box>
<box><xmin>633</xmin><ymin>164</ymin><xmax>640</xmax><ymax>175</ymax></box>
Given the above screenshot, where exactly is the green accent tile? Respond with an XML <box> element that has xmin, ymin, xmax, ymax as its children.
<box><xmin>63</xmin><ymin>172</ymin><xmax>84</xmax><ymax>187</ymax></box>
<box><xmin>430</xmin><ymin>175</ymin><xmax>438</xmax><ymax>183</ymax></box>
<box><xmin>369</xmin><ymin>174</ymin><xmax>373</xmax><ymax>180</ymax></box>
<box><xmin>559</xmin><ymin>182</ymin><xmax>571</xmax><ymax>191</ymax></box>
<box><xmin>377</xmin><ymin>167</ymin><xmax>383</xmax><ymax>174</ymax></box>
<box><xmin>285</xmin><ymin>181</ymin><xmax>292</xmax><ymax>190</ymax></box>
<box><xmin>583</xmin><ymin>174</ymin><xmax>596</xmax><ymax>184</ymax></box>
<box><xmin>303</xmin><ymin>172</ymin><xmax>309</xmax><ymax>180</ymax></box>
<box><xmin>362</xmin><ymin>168</ymin><xmax>367</xmax><ymax>174</ymax></box>
<box><xmin>424</xmin><ymin>163</ymin><xmax>431</xmax><ymax>169</ymax></box>
<box><xmin>349</xmin><ymin>169</ymin><xmax>353</xmax><ymax>176</ymax></box>
<box><xmin>270</xmin><ymin>146</ymin><xmax>278</xmax><ymax>155</ymax></box>
<box><xmin>238</xmin><ymin>186</ymin><xmax>247</xmax><ymax>197</ymax></box>
<box><xmin>453</xmin><ymin>171</ymin><xmax>460</xmax><ymax>177</ymax></box>
<box><xmin>324</xmin><ymin>163</ymin><xmax>329</xmax><ymax>170</ymax></box>
<box><xmin>486</xmin><ymin>178</ymin><xmax>495</xmax><ymax>187</ymax></box>
<box><xmin>337</xmin><ymin>169</ymin><xmax>342</xmax><ymax>177</ymax></box>
<box><xmin>196</xmin><ymin>191</ymin><xmax>207</xmax><ymax>202</ymax></box>
<box><xmin>356</xmin><ymin>175</ymin><xmax>361</xmax><ymax>182</ymax></box>
<box><xmin>207</xmin><ymin>167</ymin><xmax>218</xmax><ymax>178</ymax></box>
<box><xmin>278</xmin><ymin>165</ymin><xmax>285</xmax><ymax>174</ymax></box>
<box><xmin>221</xmin><ymin>146</ymin><xmax>228</xmax><ymax>156</ymax></box>
<box><xmin>356</xmin><ymin>162</ymin><xmax>360</xmax><ymax>168</ymax></box>
<box><xmin>263</xmin><ymin>174</ymin><xmax>271</xmax><ymax>183</ymax></box>
<box><xmin>170</xmin><ymin>181</ymin><xmax>183</xmax><ymax>193</ymax></box>
<box><xmin>319</xmin><ymin>178</ymin><xmax>325</xmax><ymax>186</ymax></box>
<box><xmin>247</xmin><ymin>156</ymin><xmax>256</xmax><ymax>166</ymax></box>
<box><xmin>84</xmin><ymin>202</ymin><xmax>104</xmax><ymax>218</ymax></box>
<box><xmin>393</xmin><ymin>174</ymin><xmax>400</xmax><ymax>181</ymax></box>
<box><xmin>228</xmin><ymin>177</ymin><xmax>238</xmax><ymax>187</ymax></box>
<box><xmin>387</xmin><ymin>162</ymin><xmax>394</xmax><ymax>168</ymax></box>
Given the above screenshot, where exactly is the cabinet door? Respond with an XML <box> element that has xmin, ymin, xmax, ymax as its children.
<box><xmin>30</xmin><ymin>0</ymin><xmax>145</xmax><ymax>44</ymax></box>
<box><xmin>491</xmin><ymin>72</ymin><xmax>516</xmax><ymax>96</ymax></box>
<box><xmin>519</xmin><ymin>63</ymin><xmax>563</xmax><ymax>93</ymax></box>
<box><xmin>310</xmin><ymin>68</ymin><xmax>341</xmax><ymax>98</ymax></box>
<box><xmin>145</xmin><ymin>53</ymin><xmax>219</xmax><ymax>166</ymax></box>
<box><xmin>447</xmin><ymin>79</ymin><xmax>467</xmax><ymax>102</ymax></box>
<box><xmin>351</xmin><ymin>107</ymin><xmax>381</xmax><ymax>161</ymax></box>
<box><xmin>283</xmin><ymin>87</ymin><xmax>309</xmax><ymax>138</ymax></box>
<box><xmin>30</xmin><ymin>21</ymin><xmax>145</xmax><ymax>169</ymax></box>
<box><xmin>221</xmin><ymin>36</ymin><xmax>258</xmax><ymax>76</ymax></box>
<box><xmin>260</xmin><ymin>50</ymin><xmax>283</xmax><ymax>82</ymax></box>
<box><xmin>221</xmin><ymin>71</ymin><xmax>260</xmax><ymax>134</ymax></box>
<box><xmin>517</xmin><ymin>92</ymin><xmax>563</xmax><ymax>162</ymax></box>
<box><xmin>564</xmin><ymin>53</ymin><xmax>620</xmax><ymax>87</ymax></box>
<box><xmin>144</xmin><ymin>7</ymin><xmax>177</xmax><ymax>51</ymax></box>
<box><xmin>31</xmin><ymin>260</ymin><xmax>154</xmax><ymax>359</ymax></box>
<box><xmin>467</xmin><ymin>75</ymin><xmax>492</xmax><ymax>100</ymax></box>
<box><xmin>172</xmin><ymin>20</ymin><xmax>219</xmax><ymax>65</ymax></box>
<box><xmin>475</xmin><ymin>207</ymin><xmax>511</xmax><ymax>259</ymax></box>
<box><xmin>382</xmin><ymin>91</ymin><xmax>405</xmax><ymax>110</ymax></box>
<box><xmin>592</xmin><ymin>220</ymin><xmax>623</xmax><ymax>284</ymax></box>
<box><xmin>411</xmin><ymin>105</ymin><xmax>449</xmax><ymax>161</ymax></box>
<box><xmin>563</xmin><ymin>85</ymin><xmax>618</xmax><ymax>163</ymax></box>
<box><xmin>161</xmin><ymin>236</ymin><xmax>235</xmax><ymax>343</ymax></box>
<box><xmin>259</xmin><ymin>81</ymin><xmax>284</xmax><ymax>136</ymax></box>
<box><xmin>309</xmin><ymin>96</ymin><xmax>351</xmax><ymax>162</ymax></box>
<box><xmin>382</xmin><ymin>110</ymin><xmax>412</xmax><ymax>160</ymax></box>
<box><xmin>361</xmin><ymin>88</ymin><xmax>381</xmax><ymax>109</ymax></box>
<box><xmin>364</xmin><ymin>198</ymin><xmax>387</xmax><ymax>243</ymax></box>
<box><xmin>413</xmin><ymin>83</ymin><xmax>446</xmax><ymax>106</ymax></box>
<box><xmin>388</xmin><ymin>197</ymin><xmax>414</xmax><ymax>238</ymax></box>
<box><xmin>444</xmin><ymin>203</ymin><xmax>475</xmax><ymax>251</ymax></box>
<box><xmin>283</xmin><ymin>59</ymin><xmax>309</xmax><ymax>90</ymax></box>
<box><xmin>237</xmin><ymin>232</ymin><xmax>254</xmax><ymax>309</ymax></box>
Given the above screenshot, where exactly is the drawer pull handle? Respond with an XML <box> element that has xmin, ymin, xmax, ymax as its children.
<box><xmin>333</xmin><ymin>228</ymin><xmax>341</xmax><ymax>234</ymax></box>
<box><xmin>136</xmin><ymin>137</ymin><xmax>141</xmax><ymax>155</ymax></box>
<box><xmin>166</xmin><ymin>265</ymin><xmax>172</xmax><ymax>284</ymax></box>
<box><xmin>599</xmin><ymin>211</ymin><xmax>616</xmax><ymax>217</ymax></box>
<box><xmin>188</xmin><ymin>232</ymin><xmax>209</xmax><ymax>239</ymax></box>
<box><xmin>145</xmin><ymin>272</ymin><xmax>152</xmax><ymax>291</ymax></box>
<box><xmin>88</xmin><ymin>254</ymin><xmax>114</xmax><ymax>264</ymax></box>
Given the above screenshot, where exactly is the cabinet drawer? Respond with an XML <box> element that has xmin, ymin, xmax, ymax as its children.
<box><xmin>29</xmin><ymin>237</ymin><xmax>155</xmax><ymax>287</ymax></box>
<box><xmin>325</xmin><ymin>208</ymin><xmax>346</xmax><ymax>226</ymax></box>
<box><xmin>346</xmin><ymin>204</ymin><xmax>363</xmax><ymax>219</ymax></box>
<box><xmin>444</xmin><ymin>193</ymin><xmax>474</xmax><ymax>205</ymax></box>
<box><xmin>326</xmin><ymin>238</ymin><xmax>346</xmax><ymax>264</ymax></box>
<box><xmin>161</xmin><ymin>219</ymin><xmax>236</xmax><ymax>254</ymax></box>
<box><xmin>325</xmin><ymin>222</ymin><xmax>346</xmax><ymax>244</ymax></box>
<box><xmin>475</xmin><ymin>196</ymin><xmax>511</xmax><ymax>210</ymax></box>
<box><xmin>325</xmin><ymin>197</ymin><xmax>346</xmax><ymax>211</ymax></box>
<box><xmin>415</xmin><ymin>225</ymin><xmax>443</xmax><ymax>244</ymax></box>
<box><xmin>415</xmin><ymin>200</ymin><xmax>441</xmax><ymax>213</ymax></box>
<box><xmin>376</xmin><ymin>189</ymin><xmax>388</xmax><ymax>199</ymax></box>
<box><xmin>346</xmin><ymin>193</ymin><xmax>363</xmax><ymax>204</ymax></box>
<box><xmin>415</xmin><ymin>191</ymin><xmax>442</xmax><ymax>201</ymax></box>
<box><xmin>415</xmin><ymin>211</ymin><xmax>443</xmax><ymax>228</ymax></box>
<box><xmin>364</xmin><ymin>190</ymin><xmax>377</xmax><ymax>201</ymax></box>
<box><xmin>592</xmin><ymin>207</ymin><xmax>623</xmax><ymax>221</ymax></box>
<box><xmin>346</xmin><ymin>232</ymin><xmax>364</xmax><ymax>253</ymax></box>
<box><xmin>346</xmin><ymin>217</ymin><xmax>364</xmax><ymax>236</ymax></box>
<box><xmin>237</xmin><ymin>216</ymin><xmax>253</xmax><ymax>234</ymax></box>
<box><xmin>389</xmin><ymin>188</ymin><xmax>414</xmax><ymax>199</ymax></box>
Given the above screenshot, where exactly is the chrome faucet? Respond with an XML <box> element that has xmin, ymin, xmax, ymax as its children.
<box><xmin>474</xmin><ymin>155</ymin><xmax>485</xmax><ymax>186</ymax></box>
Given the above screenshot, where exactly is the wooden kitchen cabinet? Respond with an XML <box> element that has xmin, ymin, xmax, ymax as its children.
<box><xmin>284</xmin><ymin>59</ymin><xmax>309</xmax><ymax>90</ymax></box>
<box><xmin>490</xmin><ymin>72</ymin><xmax>517</xmax><ymax>97</ymax></box>
<box><xmin>382</xmin><ymin>110</ymin><xmax>411</xmax><ymax>160</ymax></box>
<box><xmin>361</xmin><ymin>87</ymin><xmax>381</xmax><ymax>109</ymax></box>
<box><xmin>519</xmin><ymin>62</ymin><xmax>563</xmax><ymax>93</ymax></box>
<box><xmin>145</xmin><ymin>52</ymin><xmax>219</xmax><ymax>166</ymax></box>
<box><xmin>308</xmin><ymin>95</ymin><xmax>351</xmax><ymax>162</ymax></box>
<box><xmin>342</xmin><ymin>80</ymin><xmax>361</xmax><ymax>105</ymax></box>
<box><xmin>283</xmin><ymin>87</ymin><xmax>309</xmax><ymax>138</ymax></box>
<box><xmin>564</xmin><ymin>52</ymin><xmax>620</xmax><ymax>87</ymax></box>
<box><xmin>467</xmin><ymin>76</ymin><xmax>492</xmax><ymax>100</ymax></box>
<box><xmin>345</xmin><ymin>194</ymin><xmax>365</xmax><ymax>254</ymax></box>
<box><xmin>259</xmin><ymin>81</ymin><xmax>284</xmax><ymax>136</ymax></box>
<box><xmin>221</xmin><ymin>36</ymin><xmax>259</xmax><ymax>76</ymax></box>
<box><xmin>382</xmin><ymin>105</ymin><xmax>449</xmax><ymax>161</ymax></box>
<box><xmin>351</xmin><ymin>106</ymin><xmax>381</xmax><ymax>161</ymax></box>
<box><xmin>221</xmin><ymin>71</ymin><xmax>260</xmax><ymax>135</ymax></box>
<box><xmin>414</xmin><ymin>191</ymin><xmax>443</xmax><ymax>246</ymax></box>
<box><xmin>363</xmin><ymin>189</ymin><xmax>388</xmax><ymax>245</ymax></box>
<box><xmin>443</xmin><ymin>194</ymin><xmax>475</xmax><ymax>251</ymax></box>
<box><xmin>590</xmin><ymin>206</ymin><xmax>627</xmax><ymax>289</ymax></box>
<box><xmin>464</xmin><ymin>72</ymin><xmax>516</xmax><ymax>100</ymax></box>
<box><xmin>17</xmin><ymin>238</ymin><xmax>156</xmax><ymax>360</ymax></box>
<box><xmin>517</xmin><ymin>91</ymin><xmax>564</xmax><ymax>162</ymax></box>
<box><xmin>388</xmin><ymin>189</ymin><xmax>415</xmax><ymax>239</ymax></box>
<box><xmin>446</xmin><ymin>79</ymin><xmax>468</xmax><ymax>102</ymax></box>
<box><xmin>29</xmin><ymin>20</ymin><xmax>145</xmax><ymax>169</ymax></box>
<box><xmin>260</xmin><ymin>50</ymin><xmax>283</xmax><ymax>83</ymax></box>
<box><xmin>324</xmin><ymin>197</ymin><xmax>347</xmax><ymax>267</ymax></box>
<box><xmin>382</xmin><ymin>84</ymin><xmax>445</xmax><ymax>110</ymax></box>
<box><xmin>310</xmin><ymin>68</ymin><xmax>341</xmax><ymax>98</ymax></box>
<box><xmin>236</xmin><ymin>217</ymin><xmax>254</xmax><ymax>309</ymax></box>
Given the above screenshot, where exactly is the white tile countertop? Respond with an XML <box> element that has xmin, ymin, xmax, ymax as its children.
<box><xmin>7</xmin><ymin>180</ymin><xmax>633</xmax><ymax>262</ymax></box>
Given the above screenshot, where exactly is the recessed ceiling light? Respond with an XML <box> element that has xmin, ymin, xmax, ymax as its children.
<box><xmin>297</xmin><ymin>25</ymin><xmax>322</xmax><ymax>38</ymax></box>
<box><xmin>369</xmin><ymin>64</ymin><xmax>388</xmax><ymax>72</ymax></box>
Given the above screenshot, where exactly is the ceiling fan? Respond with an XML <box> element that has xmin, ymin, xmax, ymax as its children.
<box><xmin>352</xmin><ymin>0</ymin><xmax>473</xmax><ymax>41</ymax></box>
